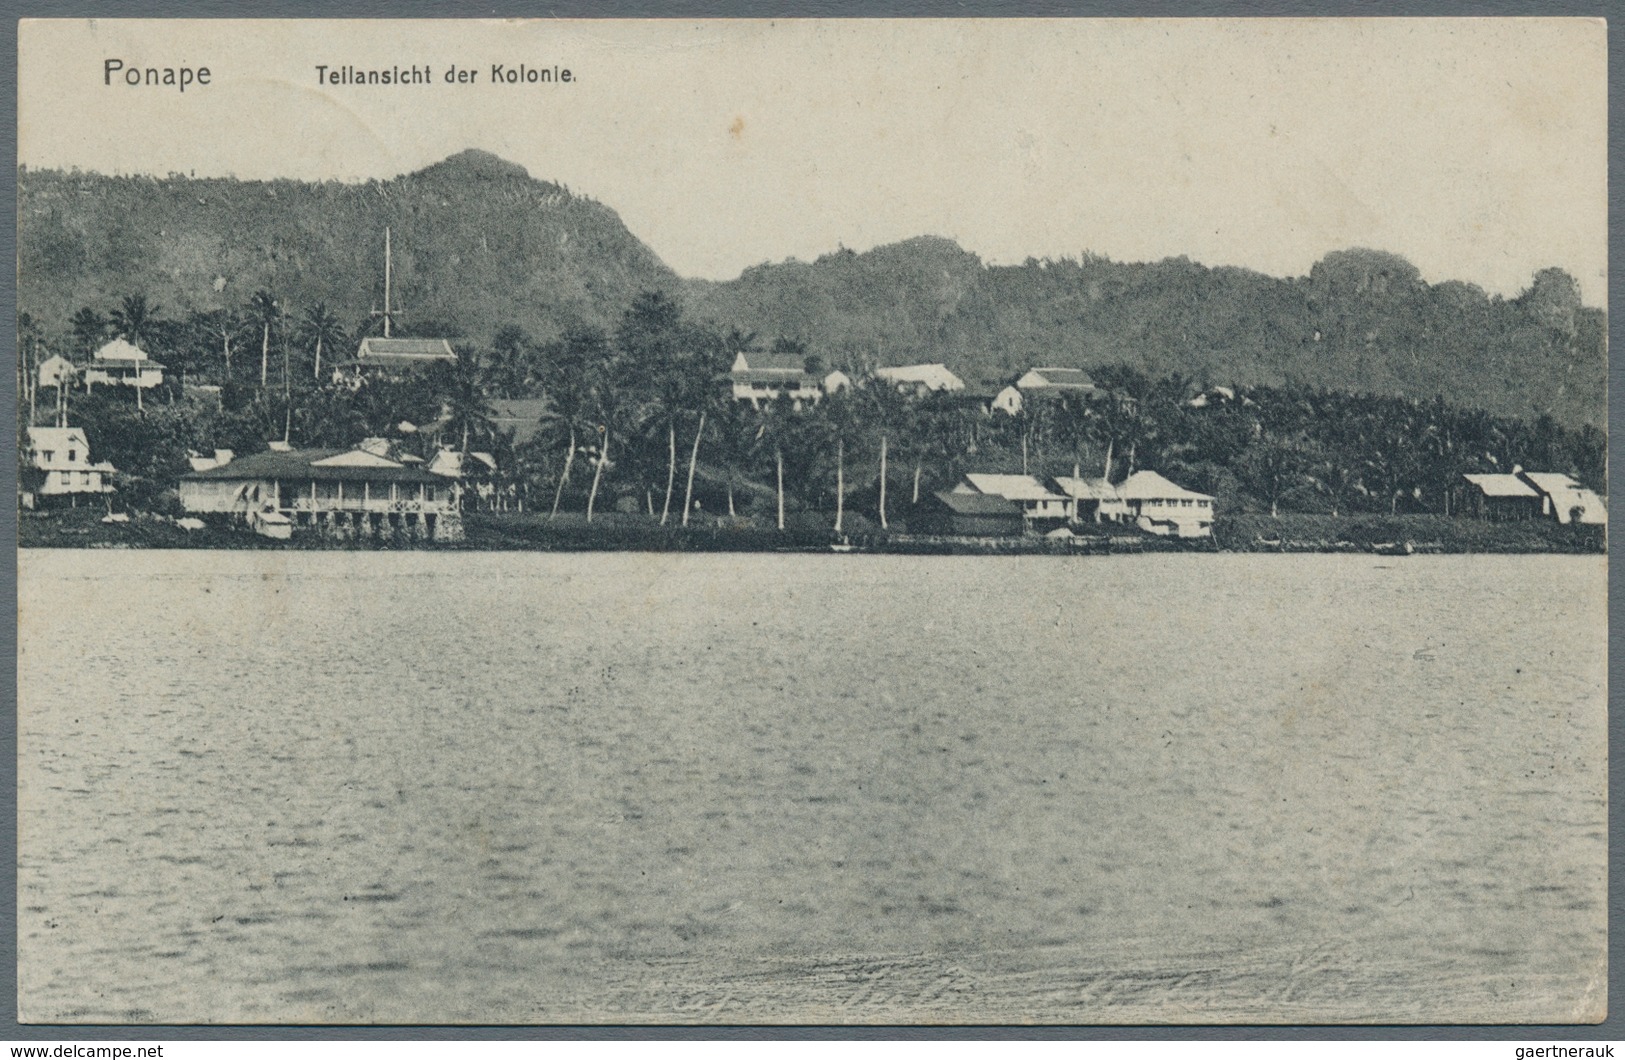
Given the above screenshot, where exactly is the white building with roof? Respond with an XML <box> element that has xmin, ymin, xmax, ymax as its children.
<box><xmin>1460</xmin><ymin>472</ymin><xmax>1543</xmax><ymax>521</ymax></box>
<box><xmin>85</xmin><ymin>338</ymin><xmax>164</xmax><ymax>390</ymax></box>
<box><xmin>37</xmin><ymin>354</ymin><xmax>77</xmax><ymax>391</ymax></box>
<box><xmin>350</xmin><ymin>337</ymin><xmax>458</xmax><ymax>370</ymax></box>
<box><xmin>1113</xmin><ymin>470</ymin><xmax>1216</xmax><ymax>537</ymax></box>
<box><xmin>1516</xmin><ymin>471</ymin><xmax>1607</xmax><ymax>526</ymax></box>
<box><xmin>428</xmin><ymin>448</ymin><xmax>502</xmax><ymax>511</ymax></box>
<box><xmin>873</xmin><ymin>363</ymin><xmax>965</xmax><ymax>395</ymax></box>
<box><xmin>954</xmin><ymin>473</ymin><xmax>1072</xmax><ymax>524</ymax></box>
<box><xmin>1053</xmin><ymin>475</ymin><xmax>1132</xmax><ymax>524</ymax></box>
<box><xmin>728</xmin><ymin>352</ymin><xmax>846</xmax><ymax>407</ymax></box>
<box><xmin>1015</xmin><ymin>367</ymin><xmax>1097</xmax><ymax>395</ymax></box>
<box><xmin>991</xmin><ymin>385</ymin><xmax>1024</xmax><ymax>416</ymax></box>
<box><xmin>180</xmin><ymin>445</ymin><xmax>461</xmax><ymax>540</ymax></box>
<box><xmin>21</xmin><ymin>426</ymin><xmax>116</xmax><ymax>508</ymax></box>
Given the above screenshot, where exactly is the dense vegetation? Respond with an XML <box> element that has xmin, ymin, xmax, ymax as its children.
<box><xmin>20</xmin><ymin>152</ymin><xmax>1606</xmax><ymax>428</ymax></box>
<box><xmin>19</xmin><ymin>150</ymin><xmax>677</xmax><ymax>347</ymax></box>
<box><xmin>691</xmin><ymin>240</ymin><xmax>1606</xmax><ymax>428</ymax></box>
<box><xmin>20</xmin><ymin>287</ymin><xmax>1606</xmax><ymax>533</ymax></box>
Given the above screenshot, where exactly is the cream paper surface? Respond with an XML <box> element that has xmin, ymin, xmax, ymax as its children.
<box><xmin>16</xmin><ymin>18</ymin><xmax>1608</xmax><ymax>1025</ymax></box>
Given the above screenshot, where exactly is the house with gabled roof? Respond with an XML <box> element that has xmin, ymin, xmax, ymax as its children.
<box><xmin>990</xmin><ymin>386</ymin><xmax>1025</xmax><ymax>416</ymax></box>
<box><xmin>1053</xmin><ymin>474</ymin><xmax>1131</xmax><ymax>524</ymax></box>
<box><xmin>727</xmin><ymin>351</ymin><xmax>846</xmax><ymax>407</ymax></box>
<box><xmin>180</xmin><ymin>445</ymin><xmax>461</xmax><ymax>540</ymax></box>
<box><xmin>1460</xmin><ymin>472</ymin><xmax>1543</xmax><ymax>522</ymax></box>
<box><xmin>20</xmin><ymin>426</ymin><xmax>116</xmax><ymax>508</ymax></box>
<box><xmin>85</xmin><ymin>338</ymin><xmax>164</xmax><ymax>390</ymax></box>
<box><xmin>1015</xmin><ymin>366</ymin><xmax>1097</xmax><ymax>395</ymax></box>
<box><xmin>908</xmin><ymin>489</ymin><xmax>1026</xmax><ymax>537</ymax></box>
<box><xmin>341</xmin><ymin>337</ymin><xmax>458</xmax><ymax>376</ymax></box>
<box><xmin>954</xmin><ymin>473</ymin><xmax>1072</xmax><ymax>525</ymax></box>
<box><xmin>873</xmin><ymin>363</ymin><xmax>965</xmax><ymax>395</ymax></box>
<box><xmin>1515</xmin><ymin>470</ymin><xmax>1607</xmax><ymax>526</ymax></box>
<box><xmin>37</xmin><ymin>354</ymin><xmax>77</xmax><ymax>391</ymax></box>
<box><xmin>1113</xmin><ymin>470</ymin><xmax>1216</xmax><ymax>537</ymax></box>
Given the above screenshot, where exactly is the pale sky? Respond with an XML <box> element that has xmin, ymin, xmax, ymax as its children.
<box><xmin>19</xmin><ymin>18</ymin><xmax>1608</xmax><ymax>304</ymax></box>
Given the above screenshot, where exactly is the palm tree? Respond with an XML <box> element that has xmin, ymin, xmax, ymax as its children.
<box><xmin>1238</xmin><ymin>433</ymin><xmax>1312</xmax><ymax>518</ymax></box>
<box><xmin>248</xmin><ymin>289</ymin><xmax>278</xmax><ymax>388</ymax></box>
<box><xmin>444</xmin><ymin>347</ymin><xmax>496</xmax><ymax>454</ymax></box>
<box><xmin>109</xmin><ymin>294</ymin><xmax>160</xmax><ymax>349</ymax></box>
<box><xmin>17</xmin><ymin>313</ymin><xmax>41</xmax><ymax>425</ymax></box>
<box><xmin>539</xmin><ymin>327</ymin><xmax>610</xmax><ymax>520</ymax></box>
<box><xmin>1309</xmin><ymin>453</ymin><xmax>1362</xmax><ymax>518</ymax></box>
<box><xmin>487</xmin><ymin>324</ymin><xmax>535</xmax><ymax>397</ymax></box>
<box><xmin>298</xmin><ymin>303</ymin><xmax>346</xmax><ymax>382</ymax></box>
<box><xmin>615</xmin><ymin>291</ymin><xmax>702</xmax><ymax>524</ymax></box>
<box><xmin>110</xmin><ymin>295</ymin><xmax>163</xmax><ymax>410</ymax></box>
<box><xmin>745</xmin><ymin>398</ymin><xmax>799</xmax><ymax>531</ymax></box>
<box><xmin>193</xmin><ymin>308</ymin><xmax>247</xmax><ymax>382</ymax></box>
<box><xmin>851</xmin><ymin>379</ymin><xmax>914</xmax><ymax>529</ymax></box>
<box><xmin>69</xmin><ymin>307</ymin><xmax>109</xmax><ymax>358</ymax></box>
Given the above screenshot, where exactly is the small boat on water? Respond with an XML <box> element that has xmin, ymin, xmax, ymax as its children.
<box><xmin>248</xmin><ymin>504</ymin><xmax>294</xmax><ymax>541</ymax></box>
<box><xmin>1370</xmin><ymin>540</ymin><xmax>1415</xmax><ymax>556</ymax></box>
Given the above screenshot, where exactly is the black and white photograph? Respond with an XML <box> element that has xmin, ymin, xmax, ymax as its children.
<box><xmin>14</xmin><ymin>17</ymin><xmax>1608</xmax><ymax>1024</ymax></box>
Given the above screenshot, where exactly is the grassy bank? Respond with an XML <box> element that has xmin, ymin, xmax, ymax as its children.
<box><xmin>461</xmin><ymin>511</ymin><xmax>844</xmax><ymax>552</ymax></box>
<box><xmin>19</xmin><ymin>506</ymin><xmax>1605</xmax><ymax>555</ymax></box>
<box><xmin>20</xmin><ymin>507</ymin><xmax>258</xmax><ymax>549</ymax></box>
<box><xmin>1214</xmin><ymin>512</ymin><xmax>1605</xmax><ymax>554</ymax></box>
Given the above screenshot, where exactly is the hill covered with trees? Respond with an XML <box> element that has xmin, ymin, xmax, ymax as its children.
<box><xmin>19</xmin><ymin>149</ymin><xmax>678</xmax><ymax>347</ymax></box>
<box><xmin>18</xmin><ymin>151</ymin><xmax>1607</xmax><ymax>428</ymax></box>
<box><xmin>686</xmin><ymin>241</ymin><xmax>1606</xmax><ymax>428</ymax></box>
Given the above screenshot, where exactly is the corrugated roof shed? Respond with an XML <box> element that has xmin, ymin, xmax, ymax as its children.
<box><xmin>1518</xmin><ymin>471</ymin><xmax>1582</xmax><ymax>495</ymax></box>
<box><xmin>353</xmin><ymin>337</ymin><xmax>457</xmax><ymax>366</ymax></box>
<box><xmin>1462</xmin><ymin>473</ymin><xmax>1539</xmax><ymax>498</ymax></box>
<box><xmin>963</xmin><ymin>473</ymin><xmax>1066</xmax><ymax>502</ymax></box>
<box><xmin>1053</xmin><ymin>475</ymin><xmax>1120</xmax><ymax>501</ymax></box>
<box><xmin>1115</xmin><ymin>470</ymin><xmax>1213</xmax><ymax>501</ymax></box>
<box><xmin>930</xmin><ymin>490</ymin><xmax>1023</xmax><ymax>516</ymax></box>
<box><xmin>1018</xmin><ymin>367</ymin><xmax>1096</xmax><ymax>389</ymax></box>
<box><xmin>734</xmin><ymin>352</ymin><xmax>809</xmax><ymax>375</ymax></box>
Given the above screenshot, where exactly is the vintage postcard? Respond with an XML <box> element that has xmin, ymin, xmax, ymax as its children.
<box><xmin>15</xmin><ymin>18</ymin><xmax>1607</xmax><ymax>1024</ymax></box>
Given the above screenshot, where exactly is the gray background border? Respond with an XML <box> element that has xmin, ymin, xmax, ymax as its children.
<box><xmin>1</xmin><ymin>0</ymin><xmax>1616</xmax><ymax>1041</ymax></box>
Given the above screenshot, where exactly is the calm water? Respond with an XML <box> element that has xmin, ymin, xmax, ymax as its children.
<box><xmin>18</xmin><ymin>550</ymin><xmax>1607</xmax><ymax>1023</ymax></box>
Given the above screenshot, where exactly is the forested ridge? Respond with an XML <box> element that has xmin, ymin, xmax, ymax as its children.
<box><xmin>19</xmin><ymin>150</ymin><xmax>1606</xmax><ymax>428</ymax></box>
<box><xmin>689</xmin><ymin>239</ymin><xmax>1605</xmax><ymax>428</ymax></box>
<box><xmin>16</xmin><ymin>152</ymin><xmax>1607</xmax><ymax>537</ymax></box>
<box><xmin>19</xmin><ymin>150</ymin><xmax>677</xmax><ymax>348</ymax></box>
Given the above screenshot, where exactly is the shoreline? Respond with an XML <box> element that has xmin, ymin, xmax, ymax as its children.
<box><xmin>18</xmin><ymin>508</ymin><xmax>1607</xmax><ymax>556</ymax></box>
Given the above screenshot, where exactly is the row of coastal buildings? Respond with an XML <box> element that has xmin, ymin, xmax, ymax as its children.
<box><xmin>1460</xmin><ymin>468</ymin><xmax>1607</xmax><ymax>526</ymax></box>
<box><xmin>21</xmin><ymin>337</ymin><xmax>1606</xmax><ymax>539</ymax></box>
<box><xmin>171</xmin><ymin>338</ymin><xmax>521</xmax><ymax>541</ymax></box>
<box><xmin>728</xmin><ymin>352</ymin><xmax>1094</xmax><ymax>414</ymax></box>
<box><xmin>913</xmin><ymin>471</ymin><xmax>1217</xmax><ymax>539</ymax></box>
<box><xmin>921</xmin><ymin>466</ymin><xmax>1610</xmax><ymax>540</ymax></box>
<box><xmin>22</xmin><ymin>337</ymin><xmax>501</xmax><ymax>541</ymax></box>
<box><xmin>912</xmin><ymin>466</ymin><xmax>1613</xmax><ymax>540</ymax></box>
<box><xmin>33</xmin><ymin>335</ymin><xmax>460</xmax><ymax>396</ymax></box>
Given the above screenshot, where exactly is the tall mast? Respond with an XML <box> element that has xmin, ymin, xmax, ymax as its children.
<box><xmin>383</xmin><ymin>226</ymin><xmax>392</xmax><ymax>338</ymax></box>
<box><xmin>370</xmin><ymin>226</ymin><xmax>399</xmax><ymax>337</ymax></box>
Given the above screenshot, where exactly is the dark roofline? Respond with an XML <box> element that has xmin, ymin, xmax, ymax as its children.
<box><xmin>181</xmin><ymin>449</ymin><xmax>442</xmax><ymax>484</ymax></box>
<box><xmin>923</xmin><ymin>489</ymin><xmax>1023</xmax><ymax>516</ymax></box>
